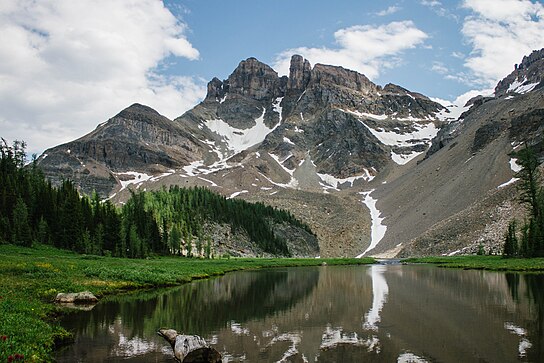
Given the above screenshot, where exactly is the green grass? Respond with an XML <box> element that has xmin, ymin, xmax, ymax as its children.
<box><xmin>404</xmin><ymin>255</ymin><xmax>544</xmax><ymax>271</ymax></box>
<box><xmin>0</xmin><ymin>244</ymin><xmax>374</xmax><ymax>362</ymax></box>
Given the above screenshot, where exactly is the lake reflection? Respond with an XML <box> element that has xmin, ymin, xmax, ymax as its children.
<box><xmin>55</xmin><ymin>265</ymin><xmax>544</xmax><ymax>362</ymax></box>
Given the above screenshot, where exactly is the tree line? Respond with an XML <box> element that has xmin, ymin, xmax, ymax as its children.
<box><xmin>504</xmin><ymin>146</ymin><xmax>544</xmax><ymax>258</ymax></box>
<box><xmin>0</xmin><ymin>139</ymin><xmax>312</xmax><ymax>258</ymax></box>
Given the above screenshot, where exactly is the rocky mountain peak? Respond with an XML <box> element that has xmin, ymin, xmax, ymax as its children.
<box><xmin>382</xmin><ymin>83</ymin><xmax>429</xmax><ymax>100</ymax></box>
<box><xmin>205</xmin><ymin>77</ymin><xmax>226</xmax><ymax>102</ymax></box>
<box><xmin>204</xmin><ymin>57</ymin><xmax>284</xmax><ymax>103</ymax></box>
<box><xmin>225</xmin><ymin>57</ymin><xmax>282</xmax><ymax>101</ymax></box>
<box><xmin>495</xmin><ymin>48</ymin><xmax>544</xmax><ymax>97</ymax></box>
<box><xmin>115</xmin><ymin>103</ymin><xmax>167</xmax><ymax>123</ymax></box>
<box><xmin>287</xmin><ymin>54</ymin><xmax>311</xmax><ymax>94</ymax></box>
<box><xmin>309</xmin><ymin>63</ymin><xmax>378</xmax><ymax>94</ymax></box>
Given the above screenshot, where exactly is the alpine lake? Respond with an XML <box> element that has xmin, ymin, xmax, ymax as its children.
<box><xmin>54</xmin><ymin>263</ymin><xmax>544</xmax><ymax>363</ymax></box>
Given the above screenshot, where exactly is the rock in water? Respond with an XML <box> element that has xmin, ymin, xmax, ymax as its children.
<box><xmin>55</xmin><ymin>291</ymin><xmax>98</xmax><ymax>304</ymax></box>
<box><xmin>158</xmin><ymin>329</ymin><xmax>222</xmax><ymax>363</ymax></box>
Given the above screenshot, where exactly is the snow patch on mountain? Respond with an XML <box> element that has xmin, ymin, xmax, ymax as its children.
<box><xmin>510</xmin><ymin>158</ymin><xmax>522</xmax><ymax>173</ymax></box>
<box><xmin>218</xmin><ymin>94</ymin><xmax>228</xmax><ymax>104</ymax></box>
<box><xmin>204</xmin><ymin>107</ymin><xmax>280</xmax><ymax>156</ymax></box>
<box><xmin>116</xmin><ymin>171</ymin><xmax>152</xmax><ymax>191</ymax></box>
<box><xmin>391</xmin><ymin>150</ymin><xmax>424</xmax><ymax>165</ymax></box>
<box><xmin>357</xmin><ymin>190</ymin><xmax>387</xmax><ymax>257</ymax></box>
<box><xmin>363</xmin><ymin>122</ymin><xmax>438</xmax><ymax>147</ymax></box>
<box><xmin>498</xmin><ymin>158</ymin><xmax>523</xmax><ymax>189</ymax></box>
<box><xmin>317</xmin><ymin>170</ymin><xmax>374</xmax><ymax>190</ymax></box>
<box><xmin>507</xmin><ymin>77</ymin><xmax>539</xmax><ymax>94</ymax></box>
<box><xmin>227</xmin><ymin>190</ymin><xmax>248</xmax><ymax>199</ymax></box>
<box><xmin>258</xmin><ymin>171</ymin><xmax>299</xmax><ymax>189</ymax></box>
<box><xmin>269</xmin><ymin>152</ymin><xmax>295</xmax><ymax>175</ymax></box>
<box><xmin>341</xmin><ymin>109</ymin><xmax>388</xmax><ymax>120</ymax></box>
<box><xmin>273</xmin><ymin>97</ymin><xmax>284</xmax><ymax>122</ymax></box>
<box><xmin>283</xmin><ymin>136</ymin><xmax>295</xmax><ymax>145</ymax></box>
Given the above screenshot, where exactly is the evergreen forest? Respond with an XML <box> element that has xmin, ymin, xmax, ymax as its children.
<box><xmin>0</xmin><ymin>139</ymin><xmax>311</xmax><ymax>258</ymax></box>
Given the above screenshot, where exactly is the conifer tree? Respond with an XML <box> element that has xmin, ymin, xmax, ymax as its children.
<box><xmin>503</xmin><ymin>221</ymin><xmax>518</xmax><ymax>257</ymax></box>
<box><xmin>12</xmin><ymin>197</ymin><xmax>32</xmax><ymax>247</ymax></box>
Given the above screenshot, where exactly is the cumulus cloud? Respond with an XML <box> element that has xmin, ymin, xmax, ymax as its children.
<box><xmin>273</xmin><ymin>21</ymin><xmax>428</xmax><ymax>80</ymax></box>
<box><xmin>0</xmin><ymin>0</ymin><xmax>205</xmax><ymax>154</ymax></box>
<box><xmin>461</xmin><ymin>0</ymin><xmax>544</xmax><ymax>87</ymax></box>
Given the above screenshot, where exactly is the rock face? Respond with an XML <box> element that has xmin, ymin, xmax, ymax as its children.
<box><xmin>38</xmin><ymin>103</ymin><xmax>206</xmax><ymax>196</ymax></box>
<box><xmin>495</xmin><ymin>48</ymin><xmax>544</xmax><ymax>97</ymax></box>
<box><xmin>38</xmin><ymin>49</ymin><xmax>544</xmax><ymax>257</ymax></box>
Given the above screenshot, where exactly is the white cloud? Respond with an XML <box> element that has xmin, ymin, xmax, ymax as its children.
<box><xmin>461</xmin><ymin>0</ymin><xmax>544</xmax><ymax>86</ymax></box>
<box><xmin>420</xmin><ymin>0</ymin><xmax>458</xmax><ymax>20</ymax></box>
<box><xmin>431</xmin><ymin>61</ymin><xmax>449</xmax><ymax>74</ymax></box>
<box><xmin>0</xmin><ymin>0</ymin><xmax>204</xmax><ymax>154</ymax></box>
<box><xmin>420</xmin><ymin>0</ymin><xmax>441</xmax><ymax>6</ymax></box>
<box><xmin>451</xmin><ymin>51</ymin><xmax>465</xmax><ymax>59</ymax></box>
<box><xmin>273</xmin><ymin>21</ymin><xmax>428</xmax><ymax>79</ymax></box>
<box><xmin>376</xmin><ymin>6</ymin><xmax>401</xmax><ymax>16</ymax></box>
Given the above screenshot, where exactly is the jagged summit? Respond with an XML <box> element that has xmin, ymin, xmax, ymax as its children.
<box><xmin>205</xmin><ymin>57</ymin><xmax>286</xmax><ymax>103</ymax></box>
<box><xmin>495</xmin><ymin>48</ymin><xmax>544</xmax><ymax>97</ymax></box>
<box><xmin>287</xmin><ymin>54</ymin><xmax>311</xmax><ymax>93</ymax></box>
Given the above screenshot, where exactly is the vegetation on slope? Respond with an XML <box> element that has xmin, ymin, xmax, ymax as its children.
<box><xmin>0</xmin><ymin>244</ymin><xmax>374</xmax><ymax>362</ymax></box>
<box><xmin>0</xmin><ymin>139</ymin><xmax>312</xmax><ymax>258</ymax></box>
<box><xmin>504</xmin><ymin>146</ymin><xmax>544</xmax><ymax>258</ymax></box>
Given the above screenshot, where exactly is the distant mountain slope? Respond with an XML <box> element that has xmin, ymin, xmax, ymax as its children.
<box><xmin>37</xmin><ymin>49</ymin><xmax>544</xmax><ymax>257</ymax></box>
<box><xmin>376</xmin><ymin>49</ymin><xmax>544</xmax><ymax>257</ymax></box>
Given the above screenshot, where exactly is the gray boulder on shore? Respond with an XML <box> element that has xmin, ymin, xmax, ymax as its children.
<box><xmin>55</xmin><ymin>291</ymin><xmax>98</xmax><ymax>304</ymax></box>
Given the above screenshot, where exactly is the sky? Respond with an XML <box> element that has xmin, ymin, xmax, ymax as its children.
<box><xmin>1</xmin><ymin>0</ymin><xmax>543</xmax><ymax>155</ymax></box>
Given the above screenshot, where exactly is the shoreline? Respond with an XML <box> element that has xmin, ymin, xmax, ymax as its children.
<box><xmin>0</xmin><ymin>244</ymin><xmax>374</xmax><ymax>362</ymax></box>
<box><xmin>403</xmin><ymin>255</ymin><xmax>544</xmax><ymax>272</ymax></box>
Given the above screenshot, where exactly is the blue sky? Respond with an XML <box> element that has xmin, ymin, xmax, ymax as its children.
<box><xmin>0</xmin><ymin>0</ymin><xmax>543</xmax><ymax>154</ymax></box>
<box><xmin>164</xmin><ymin>0</ymin><xmax>472</xmax><ymax>100</ymax></box>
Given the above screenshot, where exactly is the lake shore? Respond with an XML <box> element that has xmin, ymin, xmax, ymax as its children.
<box><xmin>0</xmin><ymin>244</ymin><xmax>374</xmax><ymax>362</ymax></box>
<box><xmin>404</xmin><ymin>255</ymin><xmax>544</xmax><ymax>271</ymax></box>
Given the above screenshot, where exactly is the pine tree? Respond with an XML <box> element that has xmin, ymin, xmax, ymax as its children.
<box><xmin>12</xmin><ymin>197</ymin><xmax>32</xmax><ymax>247</ymax></box>
<box><xmin>205</xmin><ymin>235</ymin><xmax>212</xmax><ymax>259</ymax></box>
<box><xmin>169</xmin><ymin>224</ymin><xmax>182</xmax><ymax>255</ymax></box>
<box><xmin>503</xmin><ymin>221</ymin><xmax>518</xmax><ymax>257</ymax></box>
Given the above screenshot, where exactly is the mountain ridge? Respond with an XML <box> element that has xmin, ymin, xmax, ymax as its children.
<box><xmin>37</xmin><ymin>49</ymin><xmax>544</xmax><ymax>257</ymax></box>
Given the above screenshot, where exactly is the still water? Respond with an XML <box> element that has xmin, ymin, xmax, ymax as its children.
<box><xmin>55</xmin><ymin>265</ymin><xmax>544</xmax><ymax>362</ymax></box>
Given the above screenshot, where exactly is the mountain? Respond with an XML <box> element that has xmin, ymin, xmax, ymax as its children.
<box><xmin>37</xmin><ymin>49</ymin><xmax>544</xmax><ymax>257</ymax></box>
<box><xmin>387</xmin><ymin>48</ymin><xmax>544</xmax><ymax>257</ymax></box>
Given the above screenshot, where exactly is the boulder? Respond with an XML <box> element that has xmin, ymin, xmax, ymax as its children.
<box><xmin>158</xmin><ymin>329</ymin><xmax>221</xmax><ymax>363</ymax></box>
<box><xmin>55</xmin><ymin>291</ymin><xmax>98</xmax><ymax>304</ymax></box>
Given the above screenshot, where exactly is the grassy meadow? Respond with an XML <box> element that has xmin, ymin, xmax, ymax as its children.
<box><xmin>0</xmin><ymin>244</ymin><xmax>374</xmax><ymax>362</ymax></box>
<box><xmin>404</xmin><ymin>255</ymin><xmax>544</xmax><ymax>271</ymax></box>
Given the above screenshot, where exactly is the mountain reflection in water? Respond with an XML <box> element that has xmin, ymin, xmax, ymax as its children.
<box><xmin>55</xmin><ymin>265</ymin><xmax>544</xmax><ymax>362</ymax></box>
